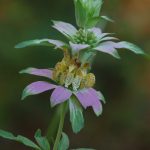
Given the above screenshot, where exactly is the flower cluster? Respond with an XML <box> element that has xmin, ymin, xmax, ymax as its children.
<box><xmin>52</xmin><ymin>48</ymin><xmax>95</xmax><ymax>90</ymax></box>
<box><xmin>0</xmin><ymin>0</ymin><xmax>145</xmax><ymax>149</ymax></box>
<box><xmin>15</xmin><ymin>0</ymin><xmax>144</xmax><ymax>133</ymax></box>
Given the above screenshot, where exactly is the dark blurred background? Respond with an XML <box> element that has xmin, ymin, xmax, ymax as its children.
<box><xmin>0</xmin><ymin>0</ymin><xmax>150</xmax><ymax>149</ymax></box>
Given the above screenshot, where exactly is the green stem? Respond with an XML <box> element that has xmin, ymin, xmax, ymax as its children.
<box><xmin>46</xmin><ymin>107</ymin><xmax>60</xmax><ymax>143</ymax></box>
<box><xmin>53</xmin><ymin>103</ymin><xmax>66</xmax><ymax>150</ymax></box>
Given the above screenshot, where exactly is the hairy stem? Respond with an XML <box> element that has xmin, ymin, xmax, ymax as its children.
<box><xmin>53</xmin><ymin>103</ymin><xmax>66</xmax><ymax>150</ymax></box>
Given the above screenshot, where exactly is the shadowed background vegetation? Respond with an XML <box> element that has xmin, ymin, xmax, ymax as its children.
<box><xmin>0</xmin><ymin>0</ymin><xmax>150</xmax><ymax>149</ymax></box>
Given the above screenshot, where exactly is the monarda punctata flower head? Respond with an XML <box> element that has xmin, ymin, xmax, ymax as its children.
<box><xmin>0</xmin><ymin>0</ymin><xmax>146</xmax><ymax>149</ymax></box>
<box><xmin>15</xmin><ymin>0</ymin><xmax>145</xmax><ymax>134</ymax></box>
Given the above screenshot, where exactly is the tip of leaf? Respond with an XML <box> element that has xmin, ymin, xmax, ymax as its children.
<box><xmin>21</xmin><ymin>95</ymin><xmax>26</xmax><ymax>101</ymax></box>
<box><xmin>95</xmin><ymin>108</ymin><xmax>103</xmax><ymax>117</ymax></box>
<box><xmin>113</xmin><ymin>52</ymin><xmax>121</xmax><ymax>59</ymax></box>
<box><xmin>51</xmin><ymin>20</ymin><xmax>58</xmax><ymax>25</ymax></box>
<box><xmin>115</xmin><ymin>55</ymin><xmax>121</xmax><ymax>59</ymax></box>
<box><xmin>15</xmin><ymin>42</ymin><xmax>27</xmax><ymax>49</ymax></box>
<box><xmin>21</xmin><ymin>89</ymin><xmax>28</xmax><ymax>100</ymax></box>
<box><xmin>19</xmin><ymin>70</ymin><xmax>24</xmax><ymax>74</ymax></box>
<box><xmin>19</xmin><ymin>68</ymin><xmax>29</xmax><ymax>74</ymax></box>
<box><xmin>34</xmin><ymin>129</ymin><xmax>41</xmax><ymax>137</ymax></box>
<box><xmin>15</xmin><ymin>44</ymin><xmax>22</xmax><ymax>49</ymax></box>
<box><xmin>101</xmin><ymin>16</ymin><xmax>114</xmax><ymax>23</ymax></box>
<box><xmin>138</xmin><ymin>50</ymin><xmax>145</xmax><ymax>55</ymax></box>
<box><xmin>101</xmin><ymin>95</ymin><xmax>106</xmax><ymax>104</ymax></box>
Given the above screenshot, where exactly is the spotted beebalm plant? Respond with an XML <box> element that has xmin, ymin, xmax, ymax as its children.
<box><xmin>0</xmin><ymin>0</ymin><xmax>145</xmax><ymax>150</ymax></box>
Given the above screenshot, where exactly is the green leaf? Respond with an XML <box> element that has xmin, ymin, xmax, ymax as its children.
<box><xmin>16</xmin><ymin>135</ymin><xmax>41</xmax><ymax>150</ymax></box>
<box><xmin>15</xmin><ymin>39</ymin><xmax>66</xmax><ymax>49</ymax></box>
<box><xmin>58</xmin><ymin>132</ymin><xmax>69</xmax><ymax>150</ymax></box>
<box><xmin>74</xmin><ymin>0</ymin><xmax>87</xmax><ymax>27</ymax></box>
<box><xmin>69</xmin><ymin>96</ymin><xmax>84</xmax><ymax>133</ymax></box>
<box><xmin>34</xmin><ymin>129</ymin><xmax>50</xmax><ymax>150</ymax></box>
<box><xmin>101</xmin><ymin>16</ymin><xmax>114</xmax><ymax>22</ymax></box>
<box><xmin>0</xmin><ymin>129</ymin><xmax>15</xmax><ymax>140</ymax></box>
<box><xmin>92</xmin><ymin>0</ymin><xmax>103</xmax><ymax>17</ymax></box>
<box><xmin>15</xmin><ymin>39</ymin><xmax>51</xmax><ymax>48</ymax></box>
<box><xmin>116</xmin><ymin>41</ymin><xmax>145</xmax><ymax>55</ymax></box>
<box><xmin>86</xmin><ymin>17</ymin><xmax>100</xmax><ymax>28</ymax></box>
<box><xmin>0</xmin><ymin>129</ymin><xmax>40</xmax><ymax>150</ymax></box>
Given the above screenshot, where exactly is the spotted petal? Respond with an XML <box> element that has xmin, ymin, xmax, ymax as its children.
<box><xmin>15</xmin><ymin>39</ymin><xmax>66</xmax><ymax>49</ymax></box>
<box><xmin>20</xmin><ymin>68</ymin><xmax>53</xmax><ymax>79</ymax></box>
<box><xmin>22</xmin><ymin>81</ymin><xmax>57</xmax><ymax>100</ymax></box>
<box><xmin>75</xmin><ymin>88</ymin><xmax>103</xmax><ymax>116</ymax></box>
<box><xmin>94</xmin><ymin>41</ymin><xmax>120</xmax><ymax>59</ymax></box>
<box><xmin>52</xmin><ymin>20</ymin><xmax>77</xmax><ymax>39</ymax></box>
<box><xmin>98</xmin><ymin>33</ymin><xmax>114</xmax><ymax>40</ymax></box>
<box><xmin>50</xmin><ymin>86</ymin><xmax>72</xmax><ymax>107</ymax></box>
<box><xmin>69</xmin><ymin>42</ymin><xmax>90</xmax><ymax>54</ymax></box>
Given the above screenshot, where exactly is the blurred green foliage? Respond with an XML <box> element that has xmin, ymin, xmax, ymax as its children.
<box><xmin>0</xmin><ymin>0</ymin><xmax>150</xmax><ymax>149</ymax></box>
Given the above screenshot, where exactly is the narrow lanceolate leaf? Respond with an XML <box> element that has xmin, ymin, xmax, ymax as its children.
<box><xmin>94</xmin><ymin>41</ymin><xmax>120</xmax><ymax>59</ymax></box>
<box><xmin>50</xmin><ymin>86</ymin><xmax>72</xmax><ymax>107</ymax></box>
<box><xmin>100</xmin><ymin>37</ymin><xmax>118</xmax><ymax>42</ymax></box>
<box><xmin>58</xmin><ymin>133</ymin><xmax>69</xmax><ymax>150</ymax></box>
<box><xmin>19</xmin><ymin>68</ymin><xmax>53</xmax><ymax>79</ymax></box>
<box><xmin>69</xmin><ymin>97</ymin><xmax>84</xmax><ymax>133</ymax></box>
<box><xmin>16</xmin><ymin>135</ymin><xmax>41</xmax><ymax>150</ymax></box>
<box><xmin>52</xmin><ymin>20</ymin><xmax>77</xmax><ymax>39</ymax></box>
<box><xmin>98</xmin><ymin>33</ymin><xmax>114</xmax><ymax>41</ymax></box>
<box><xmin>115</xmin><ymin>41</ymin><xmax>145</xmax><ymax>55</ymax></box>
<box><xmin>0</xmin><ymin>129</ymin><xmax>40</xmax><ymax>150</ymax></box>
<box><xmin>34</xmin><ymin>129</ymin><xmax>50</xmax><ymax>150</ymax></box>
<box><xmin>75</xmin><ymin>88</ymin><xmax>103</xmax><ymax>116</ymax></box>
<box><xmin>101</xmin><ymin>16</ymin><xmax>114</xmax><ymax>22</ymax></box>
<box><xmin>0</xmin><ymin>129</ymin><xmax>15</xmax><ymax>140</ymax></box>
<box><xmin>69</xmin><ymin>42</ymin><xmax>90</xmax><ymax>54</ymax></box>
<box><xmin>15</xmin><ymin>39</ymin><xmax>66</xmax><ymax>49</ymax></box>
<box><xmin>22</xmin><ymin>81</ymin><xmax>57</xmax><ymax>100</ymax></box>
<box><xmin>74</xmin><ymin>0</ymin><xmax>87</xmax><ymax>28</ymax></box>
